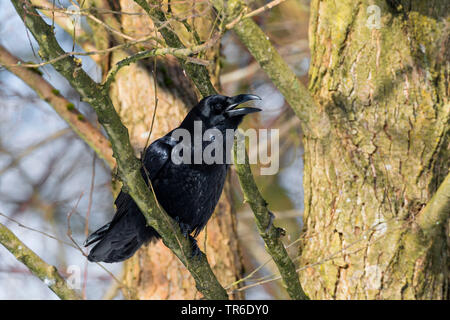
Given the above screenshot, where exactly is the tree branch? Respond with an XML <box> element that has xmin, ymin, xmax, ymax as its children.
<box><xmin>233</xmin><ymin>136</ymin><xmax>308</xmax><ymax>300</ymax></box>
<box><xmin>225</xmin><ymin>0</ymin><xmax>287</xmax><ymax>30</ymax></box>
<box><xmin>0</xmin><ymin>222</ymin><xmax>82</xmax><ymax>300</ymax></box>
<box><xmin>133</xmin><ymin>0</ymin><xmax>218</xmax><ymax>97</ymax></box>
<box><xmin>0</xmin><ymin>44</ymin><xmax>116</xmax><ymax>168</ymax></box>
<box><xmin>103</xmin><ymin>33</ymin><xmax>219</xmax><ymax>90</ymax></box>
<box><xmin>30</xmin><ymin>0</ymin><xmax>94</xmax><ymax>48</ymax></box>
<box><xmin>11</xmin><ymin>0</ymin><xmax>227</xmax><ymax>300</ymax></box>
<box><xmin>132</xmin><ymin>0</ymin><xmax>310</xmax><ymax>299</ymax></box>
<box><xmin>417</xmin><ymin>172</ymin><xmax>450</xmax><ymax>237</ymax></box>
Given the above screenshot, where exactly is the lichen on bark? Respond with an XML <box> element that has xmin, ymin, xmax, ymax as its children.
<box><xmin>300</xmin><ymin>0</ymin><xmax>449</xmax><ymax>299</ymax></box>
<box><xmin>0</xmin><ymin>223</ymin><xmax>81</xmax><ymax>300</ymax></box>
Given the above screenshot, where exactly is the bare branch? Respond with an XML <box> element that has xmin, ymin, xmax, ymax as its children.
<box><xmin>0</xmin><ymin>222</ymin><xmax>82</xmax><ymax>300</ymax></box>
<box><xmin>133</xmin><ymin>0</ymin><xmax>218</xmax><ymax>97</ymax></box>
<box><xmin>132</xmin><ymin>0</ymin><xmax>307</xmax><ymax>300</ymax></box>
<box><xmin>417</xmin><ymin>172</ymin><xmax>450</xmax><ymax>237</ymax></box>
<box><xmin>0</xmin><ymin>35</ymin><xmax>156</xmax><ymax>68</ymax></box>
<box><xmin>233</xmin><ymin>136</ymin><xmax>308</xmax><ymax>300</ymax></box>
<box><xmin>102</xmin><ymin>33</ymin><xmax>219</xmax><ymax>90</ymax></box>
<box><xmin>11</xmin><ymin>0</ymin><xmax>228</xmax><ymax>300</ymax></box>
<box><xmin>0</xmin><ymin>212</ymin><xmax>77</xmax><ymax>249</ymax></box>
<box><xmin>225</xmin><ymin>0</ymin><xmax>287</xmax><ymax>30</ymax></box>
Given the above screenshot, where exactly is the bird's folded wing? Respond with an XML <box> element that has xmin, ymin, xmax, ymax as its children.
<box><xmin>111</xmin><ymin>136</ymin><xmax>176</xmax><ymax>226</ymax></box>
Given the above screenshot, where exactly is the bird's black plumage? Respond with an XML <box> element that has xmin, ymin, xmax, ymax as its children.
<box><xmin>85</xmin><ymin>94</ymin><xmax>261</xmax><ymax>263</ymax></box>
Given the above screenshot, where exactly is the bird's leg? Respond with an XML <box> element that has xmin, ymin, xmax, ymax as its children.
<box><xmin>111</xmin><ymin>166</ymin><xmax>120</xmax><ymax>182</ymax></box>
<box><xmin>175</xmin><ymin>216</ymin><xmax>191</xmax><ymax>238</ymax></box>
<box><xmin>265</xmin><ymin>210</ymin><xmax>275</xmax><ymax>233</ymax></box>
<box><xmin>265</xmin><ymin>211</ymin><xmax>287</xmax><ymax>238</ymax></box>
<box><xmin>188</xmin><ymin>235</ymin><xmax>201</xmax><ymax>258</ymax></box>
<box><xmin>175</xmin><ymin>216</ymin><xmax>201</xmax><ymax>257</ymax></box>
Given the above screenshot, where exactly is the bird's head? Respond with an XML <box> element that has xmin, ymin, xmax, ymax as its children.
<box><xmin>181</xmin><ymin>94</ymin><xmax>262</xmax><ymax>132</ymax></box>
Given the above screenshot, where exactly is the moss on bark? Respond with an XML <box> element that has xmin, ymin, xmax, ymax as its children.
<box><xmin>301</xmin><ymin>0</ymin><xmax>449</xmax><ymax>299</ymax></box>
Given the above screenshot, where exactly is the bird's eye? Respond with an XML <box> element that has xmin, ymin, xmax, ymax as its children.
<box><xmin>213</xmin><ymin>104</ymin><xmax>223</xmax><ymax>113</ymax></box>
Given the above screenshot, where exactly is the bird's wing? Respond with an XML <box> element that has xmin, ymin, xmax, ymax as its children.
<box><xmin>111</xmin><ymin>135</ymin><xmax>176</xmax><ymax>226</ymax></box>
<box><xmin>83</xmin><ymin>223</ymin><xmax>110</xmax><ymax>246</ymax></box>
<box><xmin>141</xmin><ymin>134</ymin><xmax>177</xmax><ymax>181</ymax></box>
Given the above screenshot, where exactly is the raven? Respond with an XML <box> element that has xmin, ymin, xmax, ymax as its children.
<box><xmin>84</xmin><ymin>94</ymin><xmax>261</xmax><ymax>263</ymax></box>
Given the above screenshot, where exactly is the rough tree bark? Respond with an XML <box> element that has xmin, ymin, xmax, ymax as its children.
<box><xmin>86</xmin><ymin>0</ymin><xmax>243</xmax><ymax>299</ymax></box>
<box><xmin>300</xmin><ymin>0</ymin><xmax>449</xmax><ymax>299</ymax></box>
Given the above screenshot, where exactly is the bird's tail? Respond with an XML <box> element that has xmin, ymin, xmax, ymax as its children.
<box><xmin>84</xmin><ymin>223</ymin><xmax>110</xmax><ymax>247</ymax></box>
<box><xmin>85</xmin><ymin>233</ymin><xmax>142</xmax><ymax>263</ymax></box>
<box><xmin>84</xmin><ymin>217</ymin><xmax>158</xmax><ymax>263</ymax></box>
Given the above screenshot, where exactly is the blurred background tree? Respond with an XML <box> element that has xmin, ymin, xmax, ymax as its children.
<box><xmin>301</xmin><ymin>0</ymin><xmax>449</xmax><ymax>299</ymax></box>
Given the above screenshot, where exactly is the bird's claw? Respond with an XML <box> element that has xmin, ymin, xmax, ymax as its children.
<box><xmin>175</xmin><ymin>217</ymin><xmax>201</xmax><ymax>257</ymax></box>
<box><xmin>176</xmin><ymin>217</ymin><xmax>191</xmax><ymax>238</ymax></box>
<box><xmin>189</xmin><ymin>235</ymin><xmax>202</xmax><ymax>258</ymax></box>
<box><xmin>265</xmin><ymin>210</ymin><xmax>275</xmax><ymax>233</ymax></box>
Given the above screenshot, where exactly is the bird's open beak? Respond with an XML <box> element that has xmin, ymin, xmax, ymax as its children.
<box><xmin>225</xmin><ymin>94</ymin><xmax>262</xmax><ymax>117</ymax></box>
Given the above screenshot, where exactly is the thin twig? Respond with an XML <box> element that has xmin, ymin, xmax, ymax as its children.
<box><xmin>0</xmin><ymin>212</ymin><xmax>76</xmax><ymax>249</ymax></box>
<box><xmin>214</xmin><ymin>0</ymin><xmax>329</xmax><ymax>139</ymax></box>
<box><xmin>0</xmin><ymin>45</ymin><xmax>115</xmax><ymax>168</ymax></box>
<box><xmin>225</xmin><ymin>0</ymin><xmax>287</xmax><ymax>29</ymax></box>
<box><xmin>66</xmin><ymin>193</ymin><xmax>130</xmax><ymax>297</ymax></box>
<box><xmin>102</xmin><ymin>33</ymin><xmax>219</xmax><ymax>90</ymax></box>
<box><xmin>0</xmin><ymin>35</ymin><xmax>156</xmax><ymax>68</ymax></box>
<box><xmin>12</xmin><ymin>0</ymin><xmax>228</xmax><ymax>299</ymax></box>
<box><xmin>0</xmin><ymin>222</ymin><xmax>81</xmax><ymax>300</ymax></box>
<box><xmin>82</xmin><ymin>152</ymin><xmax>96</xmax><ymax>299</ymax></box>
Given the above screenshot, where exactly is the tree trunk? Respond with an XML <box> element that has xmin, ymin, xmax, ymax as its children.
<box><xmin>300</xmin><ymin>0</ymin><xmax>449</xmax><ymax>299</ymax></box>
<box><xmin>88</xmin><ymin>0</ymin><xmax>243</xmax><ymax>299</ymax></box>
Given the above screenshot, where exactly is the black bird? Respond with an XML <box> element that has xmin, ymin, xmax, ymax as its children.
<box><xmin>84</xmin><ymin>94</ymin><xmax>261</xmax><ymax>263</ymax></box>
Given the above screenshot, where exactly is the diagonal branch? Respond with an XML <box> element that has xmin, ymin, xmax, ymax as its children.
<box><xmin>11</xmin><ymin>0</ymin><xmax>227</xmax><ymax>300</ymax></box>
<box><xmin>133</xmin><ymin>0</ymin><xmax>218</xmax><ymax>97</ymax></box>
<box><xmin>133</xmin><ymin>0</ymin><xmax>310</xmax><ymax>299</ymax></box>
<box><xmin>0</xmin><ymin>44</ymin><xmax>116</xmax><ymax>168</ymax></box>
<box><xmin>417</xmin><ymin>172</ymin><xmax>450</xmax><ymax>237</ymax></box>
<box><xmin>233</xmin><ymin>136</ymin><xmax>308</xmax><ymax>300</ymax></box>
<box><xmin>102</xmin><ymin>33</ymin><xmax>219</xmax><ymax>90</ymax></box>
<box><xmin>30</xmin><ymin>0</ymin><xmax>94</xmax><ymax>49</ymax></box>
<box><xmin>0</xmin><ymin>222</ymin><xmax>82</xmax><ymax>300</ymax></box>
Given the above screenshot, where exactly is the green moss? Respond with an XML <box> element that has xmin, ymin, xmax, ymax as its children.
<box><xmin>51</xmin><ymin>89</ymin><xmax>60</xmax><ymax>96</ymax></box>
<box><xmin>0</xmin><ymin>223</ymin><xmax>81</xmax><ymax>300</ymax></box>
<box><xmin>66</xmin><ymin>103</ymin><xmax>75</xmax><ymax>111</ymax></box>
<box><xmin>77</xmin><ymin>114</ymin><xmax>85</xmax><ymax>121</ymax></box>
